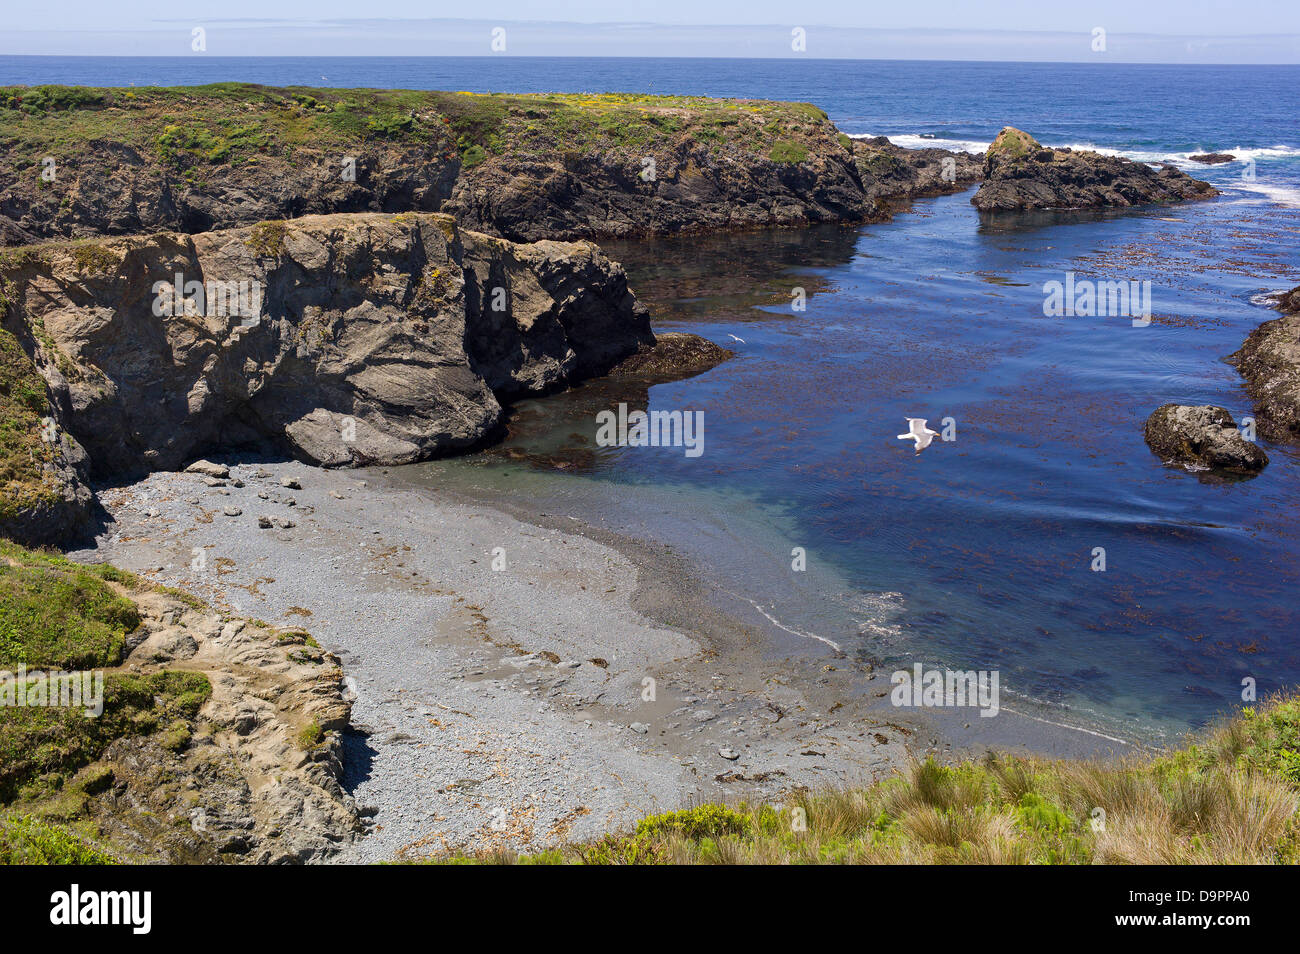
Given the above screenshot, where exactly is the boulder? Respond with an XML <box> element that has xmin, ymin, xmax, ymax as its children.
<box><xmin>973</xmin><ymin>127</ymin><xmax>1218</xmax><ymax>212</ymax></box>
<box><xmin>1188</xmin><ymin>153</ymin><xmax>1235</xmax><ymax>165</ymax></box>
<box><xmin>1143</xmin><ymin>404</ymin><xmax>1267</xmax><ymax>475</ymax></box>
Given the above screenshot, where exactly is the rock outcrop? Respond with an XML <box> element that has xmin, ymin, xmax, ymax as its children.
<box><xmin>1189</xmin><ymin>153</ymin><xmax>1235</xmax><ymax>165</ymax></box>
<box><xmin>0</xmin><ymin>84</ymin><xmax>985</xmax><ymax>249</ymax></box>
<box><xmin>973</xmin><ymin>127</ymin><xmax>1218</xmax><ymax>212</ymax></box>
<box><xmin>0</xmin><ymin>323</ymin><xmax>96</xmax><ymax>545</ymax></box>
<box><xmin>0</xmin><ymin>212</ymin><xmax>652</xmax><ymax>533</ymax></box>
<box><xmin>1143</xmin><ymin>404</ymin><xmax>1268</xmax><ymax>475</ymax></box>
<box><xmin>0</xmin><ymin>560</ymin><xmax>363</xmax><ymax>863</ymax></box>
<box><xmin>851</xmin><ymin>137</ymin><xmax>983</xmax><ymax>200</ymax></box>
<box><xmin>1232</xmin><ymin>286</ymin><xmax>1300</xmax><ymax>443</ymax></box>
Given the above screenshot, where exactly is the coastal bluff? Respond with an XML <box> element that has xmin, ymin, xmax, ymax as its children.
<box><xmin>0</xmin><ymin>84</ymin><xmax>977</xmax><ymax>247</ymax></box>
<box><xmin>0</xmin><ymin>212</ymin><xmax>653</xmax><ymax>545</ymax></box>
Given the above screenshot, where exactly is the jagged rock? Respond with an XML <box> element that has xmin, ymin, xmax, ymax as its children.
<box><xmin>1189</xmin><ymin>153</ymin><xmax>1235</xmax><ymax>164</ymax></box>
<box><xmin>1232</xmin><ymin>292</ymin><xmax>1300</xmax><ymax>443</ymax></box>
<box><xmin>0</xmin><ymin>212</ymin><xmax>653</xmax><ymax>482</ymax></box>
<box><xmin>1143</xmin><ymin>404</ymin><xmax>1267</xmax><ymax>475</ymax></box>
<box><xmin>1277</xmin><ymin>284</ymin><xmax>1300</xmax><ymax>315</ymax></box>
<box><xmin>973</xmin><ymin>127</ymin><xmax>1218</xmax><ymax>212</ymax></box>
<box><xmin>851</xmin><ymin>137</ymin><xmax>983</xmax><ymax>200</ymax></box>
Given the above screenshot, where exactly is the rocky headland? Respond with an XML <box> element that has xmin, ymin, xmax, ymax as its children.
<box><xmin>973</xmin><ymin>126</ymin><xmax>1218</xmax><ymax>212</ymax></box>
<box><xmin>0</xmin><ymin>84</ymin><xmax>979</xmax><ymax>248</ymax></box>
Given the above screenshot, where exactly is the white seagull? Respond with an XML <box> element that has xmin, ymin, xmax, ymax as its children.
<box><xmin>727</xmin><ymin>333</ymin><xmax>746</xmax><ymax>344</ymax></box>
<box><xmin>897</xmin><ymin>418</ymin><xmax>940</xmax><ymax>455</ymax></box>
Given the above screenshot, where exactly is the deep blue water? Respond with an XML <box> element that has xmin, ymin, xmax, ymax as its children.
<box><xmin>5</xmin><ymin>56</ymin><xmax>1298</xmax><ymax>744</ymax></box>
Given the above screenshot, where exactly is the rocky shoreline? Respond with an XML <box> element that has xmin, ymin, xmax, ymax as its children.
<box><xmin>1232</xmin><ymin>285</ymin><xmax>1300</xmax><ymax>445</ymax></box>
<box><xmin>0</xmin><ymin>85</ymin><xmax>981</xmax><ymax>248</ymax></box>
<box><xmin>0</xmin><ymin>85</ymin><xmax>1246</xmax><ymax>864</ymax></box>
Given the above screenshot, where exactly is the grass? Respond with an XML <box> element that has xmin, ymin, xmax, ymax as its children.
<box><xmin>0</xmin><ymin>325</ymin><xmax>60</xmax><ymax>524</ymax></box>
<box><xmin>426</xmin><ymin>694</ymin><xmax>1300</xmax><ymax>865</ymax></box>
<box><xmin>988</xmin><ymin>126</ymin><xmax>1043</xmax><ymax>161</ymax></box>
<box><xmin>0</xmin><ymin>82</ymin><xmax>844</xmax><ymax>175</ymax></box>
<box><xmin>0</xmin><ymin>540</ymin><xmax>212</xmax><ymax>820</ymax></box>
<box><xmin>0</xmin><ymin>814</ymin><xmax>116</xmax><ymax>864</ymax></box>
<box><xmin>0</xmin><ymin>539</ymin><xmax>140</xmax><ymax>669</ymax></box>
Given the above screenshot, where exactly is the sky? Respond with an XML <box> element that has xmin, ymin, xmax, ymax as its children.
<box><xmin>3</xmin><ymin>2</ymin><xmax>1299</xmax><ymax>62</ymax></box>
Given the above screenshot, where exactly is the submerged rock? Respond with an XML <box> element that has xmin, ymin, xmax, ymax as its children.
<box><xmin>606</xmin><ymin>332</ymin><xmax>734</xmax><ymax>379</ymax></box>
<box><xmin>973</xmin><ymin>127</ymin><xmax>1218</xmax><ymax>212</ymax></box>
<box><xmin>1143</xmin><ymin>404</ymin><xmax>1267</xmax><ymax>475</ymax></box>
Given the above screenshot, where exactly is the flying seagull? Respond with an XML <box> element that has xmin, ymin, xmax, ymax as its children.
<box><xmin>727</xmin><ymin>334</ymin><xmax>746</xmax><ymax>344</ymax></box>
<box><xmin>897</xmin><ymin>418</ymin><xmax>940</xmax><ymax>455</ymax></box>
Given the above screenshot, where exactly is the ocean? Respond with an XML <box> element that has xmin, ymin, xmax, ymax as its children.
<box><xmin>4</xmin><ymin>55</ymin><xmax>1298</xmax><ymax>745</ymax></box>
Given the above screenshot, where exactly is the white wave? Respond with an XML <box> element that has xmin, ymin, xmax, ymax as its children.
<box><xmin>1229</xmin><ymin>179</ymin><xmax>1300</xmax><ymax>208</ymax></box>
<box><xmin>850</xmin><ymin>132</ymin><xmax>1300</xmax><ymax>169</ymax></box>
<box><xmin>848</xmin><ymin>132</ymin><xmax>989</xmax><ymax>154</ymax></box>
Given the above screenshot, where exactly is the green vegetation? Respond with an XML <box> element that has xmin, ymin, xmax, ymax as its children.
<box><xmin>297</xmin><ymin>720</ymin><xmax>325</xmax><ymax>749</ymax></box>
<box><xmin>768</xmin><ymin>140</ymin><xmax>809</xmax><ymax>165</ymax></box>
<box><xmin>0</xmin><ymin>326</ymin><xmax>59</xmax><ymax>523</ymax></box>
<box><xmin>0</xmin><ymin>540</ymin><xmax>212</xmax><ymax>862</ymax></box>
<box><xmin>69</xmin><ymin>243</ymin><xmax>119</xmax><ymax>276</ymax></box>
<box><xmin>245</xmin><ymin>220</ymin><xmax>289</xmax><ymax>257</ymax></box>
<box><xmin>0</xmin><ymin>83</ymin><xmax>844</xmax><ymax>175</ymax></box>
<box><xmin>0</xmin><ymin>815</ymin><xmax>116</xmax><ymax>864</ymax></box>
<box><xmin>988</xmin><ymin>126</ymin><xmax>1043</xmax><ymax>161</ymax></box>
<box><xmin>428</xmin><ymin>695</ymin><xmax>1300</xmax><ymax>864</ymax></box>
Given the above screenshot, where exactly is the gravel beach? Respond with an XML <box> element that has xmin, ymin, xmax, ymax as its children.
<box><xmin>66</xmin><ymin>456</ymin><xmax>1119</xmax><ymax>861</ymax></box>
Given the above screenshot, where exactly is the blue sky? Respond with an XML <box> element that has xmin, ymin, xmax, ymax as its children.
<box><xmin>4</xmin><ymin>2</ymin><xmax>1299</xmax><ymax>62</ymax></box>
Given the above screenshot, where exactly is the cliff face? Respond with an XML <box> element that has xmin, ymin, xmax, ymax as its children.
<box><xmin>0</xmin><ymin>85</ymin><xmax>977</xmax><ymax>247</ymax></box>
<box><xmin>972</xmin><ymin>126</ymin><xmax>1217</xmax><ymax>212</ymax></box>
<box><xmin>0</xmin><ymin>212</ymin><xmax>652</xmax><ymax>541</ymax></box>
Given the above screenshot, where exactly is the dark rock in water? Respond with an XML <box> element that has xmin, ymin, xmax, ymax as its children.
<box><xmin>973</xmin><ymin>127</ymin><xmax>1218</xmax><ymax>212</ymax></box>
<box><xmin>1232</xmin><ymin>292</ymin><xmax>1300</xmax><ymax>444</ymax></box>
<box><xmin>607</xmin><ymin>332</ymin><xmax>734</xmax><ymax>379</ymax></box>
<box><xmin>1276</xmin><ymin>284</ymin><xmax>1300</xmax><ymax>314</ymax></box>
<box><xmin>850</xmin><ymin>137</ymin><xmax>983</xmax><ymax>200</ymax></box>
<box><xmin>1143</xmin><ymin>404</ymin><xmax>1267</xmax><ymax>475</ymax></box>
<box><xmin>1188</xmin><ymin>153</ymin><xmax>1235</xmax><ymax>165</ymax></box>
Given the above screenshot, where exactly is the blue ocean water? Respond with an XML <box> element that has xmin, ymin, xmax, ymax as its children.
<box><xmin>4</xmin><ymin>56</ymin><xmax>1298</xmax><ymax>744</ymax></box>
